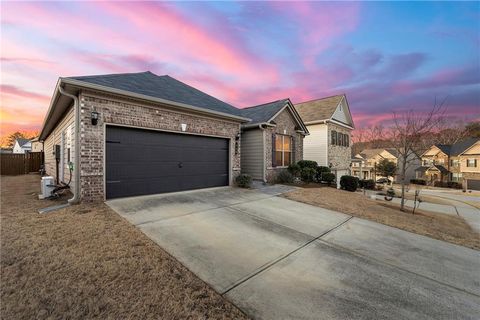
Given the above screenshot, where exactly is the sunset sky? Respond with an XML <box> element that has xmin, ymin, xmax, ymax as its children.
<box><xmin>1</xmin><ymin>1</ymin><xmax>479</xmax><ymax>141</ymax></box>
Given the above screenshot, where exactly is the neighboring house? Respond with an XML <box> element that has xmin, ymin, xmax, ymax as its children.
<box><xmin>294</xmin><ymin>94</ymin><xmax>354</xmax><ymax>186</ymax></box>
<box><xmin>31</xmin><ymin>138</ymin><xmax>43</xmax><ymax>152</ymax></box>
<box><xmin>239</xmin><ymin>99</ymin><xmax>308</xmax><ymax>182</ymax></box>
<box><xmin>353</xmin><ymin>148</ymin><xmax>420</xmax><ymax>182</ymax></box>
<box><xmin>38</xmin><ymin>71</ymin><xmax>308</xmax><ymax>202</ymax></box>
<box><xmin>0</xmin><ymin>148</ymin><xmax>13</xmax><ymax>154</ymax></box>
<box><xmin>416</xmin><ymin>138</ymin><xmax>480</xmax><ymax>189</ymax></box>
<box><xmin>12</xmin><ymin>138</ymin><xmax>31</xmax><ymax>154</ymax></box>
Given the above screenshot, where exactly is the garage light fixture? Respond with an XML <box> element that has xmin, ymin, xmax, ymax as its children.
<box><xmin>91</xmin><ymin>111</ymin><xmax>99</xmax><ymax>126</ymax></box>
<box><xmin>181</xmin><ymin>123</ymin><xmax>187</xmax><ymax>132</ymax></box>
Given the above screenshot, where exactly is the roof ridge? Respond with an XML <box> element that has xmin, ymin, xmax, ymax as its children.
<box><xmin>162</xmin><ymin>75</ymin><xmax>238</xmax><ymax>110</ymax></box>
<box><xmin>242</xmin><ymin>98</ymin><xmax>288</xmax><ymax>110</ymax></box>
<box><xmin>295</xmin><ymin>93</ymin><xmax>345</xmax><ymax>106</ymax></box>
<box><xmin>67</xmin><ymin>71</ymin><xmax>153</xmax><ymax>80</ymax></box>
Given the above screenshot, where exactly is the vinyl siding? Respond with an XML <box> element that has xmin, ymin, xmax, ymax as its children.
<box><xmin>241</xmin><ymin>129</ymin><xmax>264</xmax><ymax>180</ymax></box>
<box><xmin>44</xmin><ymin>106</ymin><xmax>75</xmax><ymax>192</ymax></box>
<box><xmin>332</xmin><ymin>101</ymin><xmax>348</xmax><ymax>124</ymax></box>
<box><xmin>303</xmin><ymin>124</ymin><xmax>328</xmax><ymax>166</ymax></box>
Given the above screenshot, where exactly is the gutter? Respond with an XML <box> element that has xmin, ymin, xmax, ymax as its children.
<box><xmin>58</xmin><ymin>85</ymin><xmax>80</xmax><ymax>205</ymax></box>
<box><xmin>61</xmin><ymin>78</ymin><xmax>251</xmax><ymax>123</ymax></box>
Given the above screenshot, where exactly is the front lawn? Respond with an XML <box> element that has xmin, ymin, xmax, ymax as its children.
<box><xmin>282</xmin><ymin>186</ymin><xmax>480</xmax><ymax>250</ymax></box>
<box><xmin>1</xmin><ymin>174</ymin><xmax>248</xmax><ymax>320</ymax></box>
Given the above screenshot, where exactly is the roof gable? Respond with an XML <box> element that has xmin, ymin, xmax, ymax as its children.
<box><xmin>68</xmin><ymin>72</ymin><xmax>242</xmax><ymax>117</ymax></box>
<box><xmin>239</xmin><ymin>99</ymin><xmax>288</xmax><ymax>125</ymax></box>
<box><xmin>422</xmin><ymin>138</ymin><xmax>480</xmax><ymax>157</ymax></box>
<box><xmin>294</xmin><ymin>94</ymin><xmax>354</xmax><ymax>128</ymax></box>
<box><xmin>331</xmin><ymin>96</ymin><xmax>354</xmax><ymax>127</ymax></box>
<box><xmin>240</xmin><ymin>99</ymin><xmax>308</xmax><ymax>133</ymax></box>
<box><xmin>451</xmin><ymin>137</ymin><xmax>480</xmax><ymax>156</ymax></box>
<box><xmin>16</xmin><ymin>138</ymin><xmax>30</xmax><ymax>147</ymax></box>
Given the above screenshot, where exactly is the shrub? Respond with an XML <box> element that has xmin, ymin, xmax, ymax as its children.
<box><xmin>316</xmin><ymin>166</ymin><xmax>331</xmax><ymax>181</ymax></box>
<box><xmin>297</xmin><ymin>160</ymin><xmax>318</xmax><ymax>169</ymax></box>
<box><xmin>287</xmin><ymin>163</ymin><xmax>301</xmax><ymax>177</ymax></box>
<box><xmin>277</xmin><ymin>170</ymin><xmax>294</xmax><ymax>184</ymax></box>
<box><xmin>359</xmin><ymin>179</ymin><xmax>375</xmax><ymax>190</ymax></box>
<box><xmin>340</xmin><ymin>175</ymin><xmax>358</xmax><ymax>192</ymax></box>
<box><xmin>235</xmin><ymin>174</ymin><xmax>252</xmax><ymax>188</ymax></box>
<box><xmin>322</xmin><ymin>172</ymin><xmax>336</xmax><ymax>185</ymax></box>
<box><xmin>410</xmin><ymin>179</ymin><xmax>426</xmax><ymax>185</ymax></box>
<box><xmin>434</xmin><ymin>181</ymin><xmax>462</xmax><ymax>189</ymax></box>
<box><xmin>300</xmin><ymin>167</ymin><xmax>317</xmax><ymax>183</ymax></box>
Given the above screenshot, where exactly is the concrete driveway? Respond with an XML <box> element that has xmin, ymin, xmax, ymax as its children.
<box><xmin>107</xmin><ymin>187</ymin><xmax>480</xmax><ymax>320</ymax></box>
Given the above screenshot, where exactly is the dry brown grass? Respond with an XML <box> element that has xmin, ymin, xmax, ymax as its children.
<box><xmin>1</xmin><ymin>174</ymin><xmax>248</xmax><ymax>320</ymax></box>
<box><xmin>282</xmin><ymin>186</ymin><xmax>480</xmax><ymax>250</ymax></box>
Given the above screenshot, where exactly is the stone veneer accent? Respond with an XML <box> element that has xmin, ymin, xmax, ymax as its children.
<box><xmin>327</xmin><ymin>122</ymin><xmax>352</xmax><ymax>171</ymax></box>
<box><xmin>79</xmin><ymin>90</ymin><xmax>242</xmax><ymax>201</ymax></box>
<box><xmin>264</xmin><ymin>109</ymin><xmax>304</xmax><ymax>182</ymax></box>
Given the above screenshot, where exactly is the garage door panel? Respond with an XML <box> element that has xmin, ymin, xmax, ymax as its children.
<box><xmin>107</xmin><ymin>162</ymin><xmax>182</xmax><ymax>180</ymax></box>
<box><xmin>106</xmin><ymin>126</ymin><xmax>229</xmax><ymax>199</ymax></box>
<box><xmin>182</xmin><ymin>148</ymin><xmax>229</xmax><ymax>163</ymax></box>
<box><xmin>182</xmin><ymin>162</ymin><xmax>229</xmax><ymax>175</ymax></box>
<box><xmin>467</xmin><ymin>180</ymin><xmax>480</xmax><ymax>191</ymax></box>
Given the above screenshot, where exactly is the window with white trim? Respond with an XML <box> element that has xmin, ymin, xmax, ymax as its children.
<box><xmin>467</xmin><ymin>159</ymin><xmax>477</xmax><ymax>167</ymax></box>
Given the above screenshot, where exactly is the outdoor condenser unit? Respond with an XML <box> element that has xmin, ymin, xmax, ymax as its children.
<box><xmin>40</xmin><ymin>176</ymin><xmax>55</xmax><ymax>199</ymax></box>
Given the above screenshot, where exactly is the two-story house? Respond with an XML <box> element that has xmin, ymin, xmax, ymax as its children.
<box><xmin>294</xmin><ymin>94</ymin><xmax>354</xmax><ymax>186</ymax></box>
<box><xmin>416</xmin><ymin>137</ymin><xmax>480</xmax><ymax>189</ymax></box>
<box><xmin>352</xmin><ymin>148</ymin><xmax>420</xmax><ymax>182</ymax></box>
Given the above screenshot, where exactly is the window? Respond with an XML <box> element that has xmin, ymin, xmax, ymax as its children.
<box><xmin>346</xmin><ymin>134</ymin><xmax>349</xmax><ymax>147</ymax></box>
<box><xmin>450</xmin><ymin>159</ymin><xmax>460</xmax><ymax>167</ymax></box>
<box><xmin>451</xmin><ymin>173</ymin><xmax>463</xmax><ymax>182</ymax></box>
<box><xmin>339</xmin><ymin>133</ymin><xmax>343</xmax><ymax>146</ymax></box>
<box><xmin>274</xmin><ymin>135</ymin><xmax>292</xmax><ymax>167</ymax></box>
<box><xmin>467</xmin><ymin>159</ymin><xmax>477</xmax><ymax>167</ymax></box>
<box><xmin>331</xmin><ymin>131</ymin><xmax>337</xmax><ymax>145</ymax></box>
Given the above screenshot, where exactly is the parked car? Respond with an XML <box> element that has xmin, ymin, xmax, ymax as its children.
<box><xmin>376</xmin><ymin>178</ymin><xmax>392</xmax><ymax>184</ymax></box>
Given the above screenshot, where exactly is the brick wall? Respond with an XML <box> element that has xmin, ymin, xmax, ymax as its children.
<box><xmin>264</xmin><ymin>108</ymin><xmax>304</xmax><ymax>182</ymax></box>
<box><xmin>327</xmin><ymin>123</ymin><xmax>352</xmax><ymax>171</ymax></box>
<box><xmin>79</xmin><ymin>90</ymin><xmax>242</xmax><ymax>201</ymax></box>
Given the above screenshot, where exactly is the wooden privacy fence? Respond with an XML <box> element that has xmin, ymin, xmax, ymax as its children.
<box><xmin>1</xmin><ymin>152</ymin><xmax>43</xmax><ymax>175</ymax></box>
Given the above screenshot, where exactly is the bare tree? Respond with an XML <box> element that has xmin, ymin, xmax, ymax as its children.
<box><xmin>436</xmin><ymin>119</ymin><xmax>469</xmax><ymax>145</ymax></box>
<box><xmin>388</xmin><ymin>99</ymin><xmax>446</xmax><ymax>211</ymax></box>
<box><xmin>366</xmin><ymin>125</ymin><xmax>385</xmax><ymax>148</ymax></box>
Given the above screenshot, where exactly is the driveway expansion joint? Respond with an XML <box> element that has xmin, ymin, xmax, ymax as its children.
<box><xmin>221</xmin><ymin>216</ymin><xmax>353</xmax><ymax>295</ymax></box>
<box><xmin>131</xmin><ymin>194</ymin><xmax>280</xmax><ymax>226</ymax></box>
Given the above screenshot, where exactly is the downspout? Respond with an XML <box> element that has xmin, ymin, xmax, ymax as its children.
<box><xmin>58</xmin><ymin>86</ymin><xmax>81</xmax><ymax>204</ymax></box>
<box><xmin>258</xmin><ymin>124</ymin><xmax>267</xmax><ymax>183</ymax></box>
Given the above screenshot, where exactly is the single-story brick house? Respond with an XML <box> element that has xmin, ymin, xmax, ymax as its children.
<box><xmin>39</xmin><ymin>71</ymin><xmax>308</xmax><ymax>202</ymax></box>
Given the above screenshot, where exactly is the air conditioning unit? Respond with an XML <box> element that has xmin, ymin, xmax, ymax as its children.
<box><xmin>39</xmin><ymin>176</ymin><xmax>55</xmax><ymax>199</ymax></box>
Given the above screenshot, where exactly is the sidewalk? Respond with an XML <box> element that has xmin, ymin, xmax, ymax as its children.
<box><xmin>369</xmin><ymin>191</ymin><xmax>480</xmax><ymax>234</ymax></box>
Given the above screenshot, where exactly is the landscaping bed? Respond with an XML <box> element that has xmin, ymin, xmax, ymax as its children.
<box><xmin>282</xmin><ymin>186</ymin><xmax>480</xmax><ymax>250</ymax></box>
<box><xmin>1</xmin><ymin>174</ymin><xmax>248</xmax><ymax>320</ymax></box>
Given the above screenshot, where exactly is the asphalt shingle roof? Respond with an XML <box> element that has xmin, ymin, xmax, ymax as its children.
<box><xmin>294</xmin><ymin>94</ymin><xmax>344</xmax><ymax>123</ymax></box>
<box><xmin>239</xmin><ymin>99</ymin><xmax>289</xmax><ymax>125</ymax></box>
<box><xmin>434</xmin><ymin>138</ymin><xmax>479</xmax><ymax>156</ymax></box>
<box><xmin>68</xmin><ymin>71</ymin><xmax>242</xmax><ymax>117</ymax></box>
<box><xmin>16</xmin><ymin>138</ymin><xmax>30</xmax><ymax>147</ymax></box>
<box><xmin>449</xmin><ymin>137</ymin><xmax>479</xmax><ymax>156</ymax></box>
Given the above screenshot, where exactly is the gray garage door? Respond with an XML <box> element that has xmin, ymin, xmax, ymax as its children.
<box><xmin>106</xmin><ymin>126</ymin><xmax>229</xmax><ymax>199</ymax></box>
<box><xmin>467</xmin><ymin>179</ymin><xmax>480</xmax><ymax>191</ymax></box>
